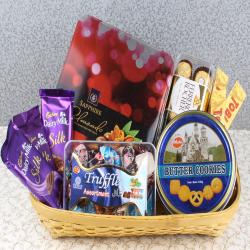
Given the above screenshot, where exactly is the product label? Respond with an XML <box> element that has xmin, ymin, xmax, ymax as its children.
<box><xmin>73</xmin><ymin>93</ymin><xmax>145</xmax><ymax>142</ymax></box>
<box><xmin>41</xmin><ymin>98</ymin><xmax>72</xmax><ymax>174</ymax></box>
<box><xmin>169</xmin><ymin>76</ymin><xmax>207</xmax><ymax>114</ymax></box>
<box><xmin>159</xmin><ymin>162</ymin><xmax>231</xmax><ymax>179</ymax></box>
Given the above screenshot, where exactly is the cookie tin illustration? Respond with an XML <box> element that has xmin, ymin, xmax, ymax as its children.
<box><xmin>156</xmin><ymin>111</ymin><xmax>236</xmax><ymax>214</ymax></box>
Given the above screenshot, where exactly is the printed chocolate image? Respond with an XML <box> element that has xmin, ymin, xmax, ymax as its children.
<box><xmin>53</xmin><ymin>155</ymin><xmax>64</xmax><ymax>173</ymax></box>
<box><xmin>94</xmin><ymin>205</ymin><xmax>116</xmax><ymax>215</ymax></box>
<box><xmin>96</xmin><ymin>123</ymin><xmax>141</xmax><ymax>143</ymax></box>
<box><xmin>72</xmin><ymin>198</ymin><xmax>141</xmax><ymax>216</ymax></box>
<box><xmin>72</xmin><ymin>197</ymin><xmax>95</xmax><ymax>213</ymax></box>
<box><xmin>46</xmin><ymin>172</ymin><xmax>55</xmax><ymax>195</ymax></box>
<box><xmin>123</xmin><ymin>192</ymin><xmax>131</xmax><ymax>198</ymax></box>
<box><xmin>114</xmin><ymin>206</ymin><xmax>127</xmax><ymax>216</ymax></box>
<box><xmin>73</xmin><ymin>143</ymin><xmax>142</xmax><ymax>175</ymax></box>
<box><xmin>122</xmin><ymin>145</ymin><xmax>138</xmax><ymax>174</ymax></box>
<box><xmin>74</xmin><ymin>144</ymin><xmax>89</xmax><ymax>166</ymax></box>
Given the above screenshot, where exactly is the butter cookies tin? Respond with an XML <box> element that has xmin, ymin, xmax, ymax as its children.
<box><xmin>156</xmin><ymin>111</ymin><xmax>236</xmax><ymax>213</ymax></box>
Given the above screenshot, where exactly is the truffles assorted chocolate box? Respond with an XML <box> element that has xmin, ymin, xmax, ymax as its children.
<box><xmin>64</xmin><ymin>141</ymin><xmax>155</xmax><ymax>215</ymax></box>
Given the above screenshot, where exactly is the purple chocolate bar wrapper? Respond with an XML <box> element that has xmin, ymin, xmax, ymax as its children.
<box><xmin>39</xmin><ymin>89</ymin><xmax>74</xmax><ymax>174</ymax></box>
<box><xmin>12</xmin><ymin>106</ymin><xmax>55</xmax><ymax>167</ymax></box>
<box><xmin>1</xmin><ymin>121</ymin><xmax>62</xmax><ymax>208</ymax></box>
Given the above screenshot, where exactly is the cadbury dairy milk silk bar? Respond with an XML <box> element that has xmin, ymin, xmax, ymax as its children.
<box><xmin>1</xmin><ymin>120</ymin><xmax>62</xmax><ymax>208</ymax></box>
<box><xmin>12</xmin><ymin>106</ymin><xmax>54</xmax><ymax>166</ymax></box>
<box><xmin>39</xmin><ymin>89</ymin><xmax>74</xmax><ymax>174</ymax></box>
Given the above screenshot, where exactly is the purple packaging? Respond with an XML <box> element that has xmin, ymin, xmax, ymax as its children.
<box><xmin>1</xmin><ymin>120</ymin><xmax>62</xmax><ymax>208</ymax></box>
<box><xmin>12</xmin><ymin>106</ymin><xmax>54</xmax><ymax>166</ymax></box>
<box><xmin>39</xmin><ymin>89</ymin><xmax>74</xmax><ymax>174</ymax></box>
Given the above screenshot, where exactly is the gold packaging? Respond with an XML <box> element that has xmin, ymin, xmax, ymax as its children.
<box><xmin>166</xmin><ymin>55</ymin><xmax>214</xmax><ymax>123</ymax></box>
<box><xmin>209</xmin><ymin>69</ymin><xmax>246</xmax><ymax>129</ymax></box>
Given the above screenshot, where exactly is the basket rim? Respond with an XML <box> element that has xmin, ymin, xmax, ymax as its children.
<box><xmin>30</xmin><ymin>171</ymin><xmax>240</xmax><ymax>221</ymax></box>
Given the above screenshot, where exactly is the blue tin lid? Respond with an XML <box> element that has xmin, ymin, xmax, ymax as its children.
<box><xmin>156</xmin><ymin>111</ymin><xmax>236</xmax><ymax>214</ymax></box>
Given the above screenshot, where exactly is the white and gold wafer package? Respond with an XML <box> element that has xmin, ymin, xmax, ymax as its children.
<box><xmin>209</xmin><ymin>68</ymin><xmax>246</xmax><ymax>129</ymax></box>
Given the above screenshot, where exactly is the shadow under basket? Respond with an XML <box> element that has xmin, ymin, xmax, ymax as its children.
<box><xmin>30</xmin><ymin>175</ymin><xmax>240</xmax><ymax>238</ymax></box>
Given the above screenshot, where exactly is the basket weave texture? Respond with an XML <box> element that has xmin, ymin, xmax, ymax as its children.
<box><xmin>30</xmin><ymin>174</ymin><xmax>240</xmax><ymax>239</ymax></box>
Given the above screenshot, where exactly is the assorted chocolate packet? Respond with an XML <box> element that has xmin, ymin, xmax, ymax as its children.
<box><xmin>1</xmin><ymin>119</ymin><xmax>62</xmax><ymax>208</ymax></box>
<box><xmin>64</xmin><ymin>141</ymin><xmax>156</xmax><ymax>216</ymax></box>
<box><xmin>12</xmin><ymin>106</ymin><xmax>54</xmax><ymax>166</ymax></box>
<box><xmin>40</xmin><ymin>89</ymin><xmax>74</xmax><ymax>174</ymax></box>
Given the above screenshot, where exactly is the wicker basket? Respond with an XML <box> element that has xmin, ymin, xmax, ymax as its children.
<box><xmin>30</xmin><ymin>173</ymin><xmax>240</xmax><ymax>238</ymax></box>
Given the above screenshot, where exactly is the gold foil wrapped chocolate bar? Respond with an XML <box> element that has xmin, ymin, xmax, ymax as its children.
<box><xmin>209</xmin><ymin>68</ymin><xmax>229</xmax><ymax>110</ymax></box>
<box><xmin>209</xmin><ymin>69</ymin><xmax>246</xmax><ymax>129</ymax></box>
<box><xmin>1</xmin><ymin>107</ymin><xmax>62</xmax><ymax>208</ymax></box>
<box><xmin>166</xmin><ymin>55</ymin><xmax>214</xmax><ymax>122</ymax></box>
